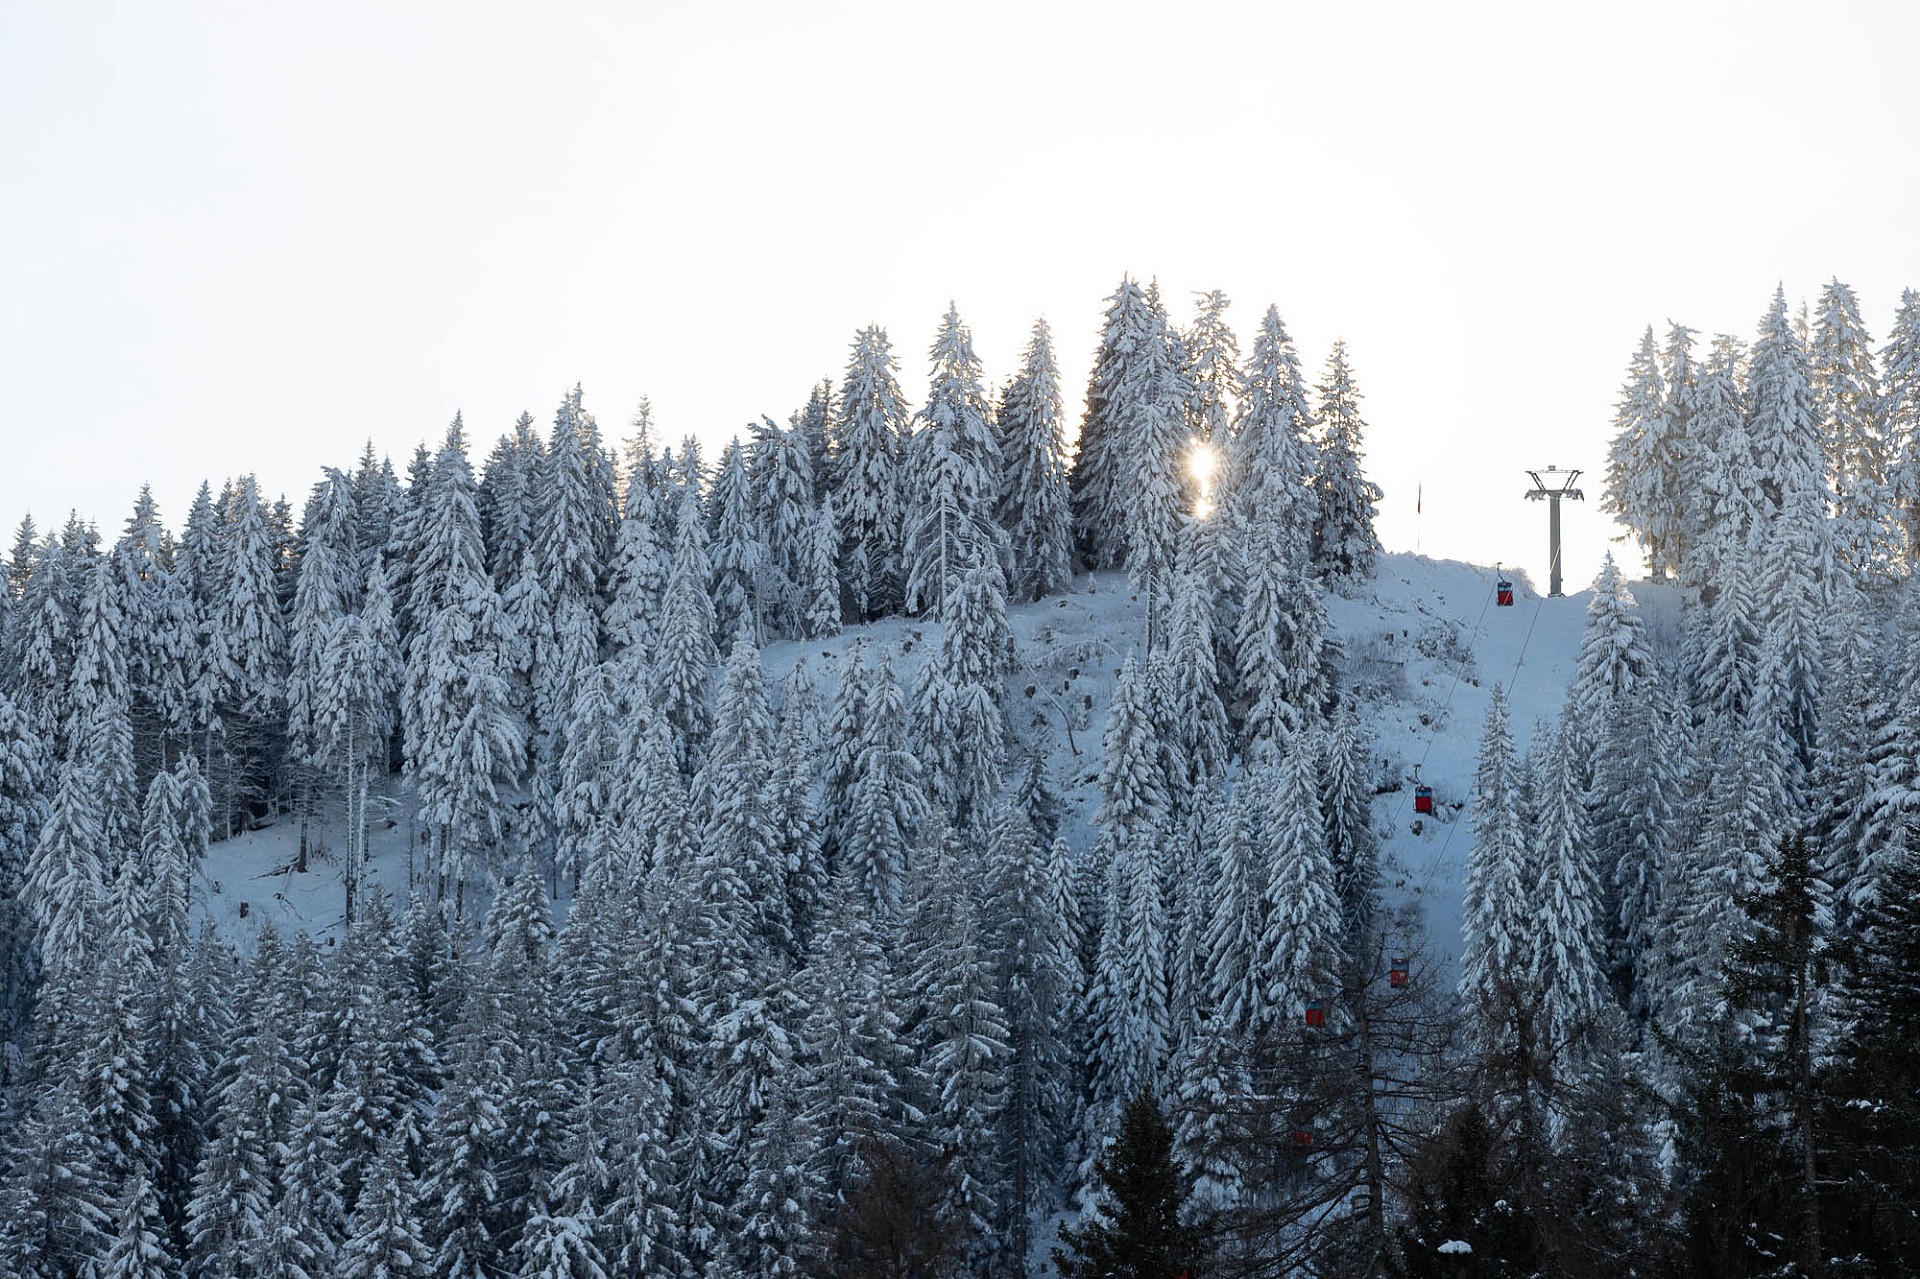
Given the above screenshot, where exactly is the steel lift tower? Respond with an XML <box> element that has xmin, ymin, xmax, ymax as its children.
<box><xmin>1524</xmin><ymin>466</ymin><xmax>1584</xmax><ymax>598</ymax></box>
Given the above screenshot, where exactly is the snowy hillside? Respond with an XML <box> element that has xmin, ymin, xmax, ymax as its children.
<box><xmin>200</xmin><ymin>551</ymin><xmax>1666</xmax><ymax>961</ymax></box>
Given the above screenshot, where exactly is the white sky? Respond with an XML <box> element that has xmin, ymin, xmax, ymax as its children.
<box><xmin>6</xmin><ymin>0</ymin><xmax>1919</xmax><ymax>593</ymax></box>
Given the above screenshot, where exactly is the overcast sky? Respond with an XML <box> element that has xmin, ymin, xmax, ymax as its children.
<box><xmin>6</xmin><ymin>0</ymin><xmax>1919</xmax><ymax>593</ymax></box>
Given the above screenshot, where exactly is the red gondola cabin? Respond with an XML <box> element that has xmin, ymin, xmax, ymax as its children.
<box><xmin>1413</xmin><ymin>785</ymin><xmax>1434</xmax><ymax>815</ymax></box>
<box><xmin>1292</xmin><ymin>1129</ymin><xmax>1316</xmax><ymax>1147</ymax></box>
<box><xmin>1304</xmin><ymin>999</ymin><xmax>1326</xmax><ymax>1028</ymax></box>
<box><xmin>1496</xmin><ymin>579</ymin><xmax>1515</xmax><ymax>607</ymax></box>
<box><xmin>1389</xmin><ymin>956</ymin><xmax>1409</xmax><ymax>989</ymax></box>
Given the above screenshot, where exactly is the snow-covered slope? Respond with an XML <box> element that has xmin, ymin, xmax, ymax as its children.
<box><xmin>201</xmin><ymin>552</ymin><xmax>1674</xmax><ymax>962</ymax></box>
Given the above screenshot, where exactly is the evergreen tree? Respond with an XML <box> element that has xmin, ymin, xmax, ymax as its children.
<box><xmin>603</xmin><ymin>472</ymin><xmax>668</xmax><ymax>659</ymax></box>
<box><xmin>1602</xmin><ymin>326</ymin><xmax>1687</xmax><ymax>577</ymax></box>
<box><xmin>1814</xmin><ymin>277</ymin><xmax>1896</xmax><ymax>576</ymax></box>
<box><xmin>1462</xmin><ymin>687</ymin><xmax>1529</xmax><ymax>1031</ymax></box>
<box><xmin>904</xmin><ymin>304</ymin><xmax>1004</xmax><ymax>616</ymax></box>
<box><xmin>708</xmin><ymin>438</ymin><xmax>765</xmax><ymax>649</ymax></box>
<box><xmin>835</xmin><ymin>325</ymin><xmax>910</xmax><ymax>619</ymax></box>
<box><xmin>800</xmin><ymin>494</ymin><xmax>842</xmax><ymax>639</ymax></box>
<box><xmin>339</xmin><ymin>1131</ymin><xmax>433</xmax><ymax>1279</ymax></box>
<box><xmin>1073</xmin><ymin>276</ymin><xmax>1157</xmax><ymax>570</ymax></box>
<box><xmin>653</xmin><ymin>491</ymin><xmax>717</xmax><ymax>775</ymax></box>
<box><xmin>996</xmin><ymin>316</ymin><xmax>1073</xmax><ymax>601</ymax></box>
<box><xmin>1055</xmin><ymin>1091</ymin><xmax>1208</xmax><ymax>1279</ymax></box>
<box><xmin>1310</xmin><ymin>339</ymin><xmax>1385</xmax><ymax>589</ymax></box>
<box><xmin>1882</xmin><ymin>288</ymin><xmax>1920</xmax><ymax>562</ymax></box>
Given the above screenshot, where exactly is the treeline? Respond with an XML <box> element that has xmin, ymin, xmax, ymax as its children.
<box><xmin>0</xmin><ymin>279</ymin><xmax>1417</xmax><ymax>1278</ymax></box>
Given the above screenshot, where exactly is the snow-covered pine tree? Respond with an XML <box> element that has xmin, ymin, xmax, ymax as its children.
<box><xmin>707</xmin><ymin>438</ymin><xmax>764</xmax><ymax>651</ymax></box>
<box><xmin>213</xmin><ymin>474</ymin><xmax>287</xmax><ymax>722</ymax></box>
<box><xmin>1461</xmin><ymin>686</ymin><xmax>1530</xmax><ymax>1040</ymax></box>
<box><xmin>1747</xmin><ymin>285</ymin><xmax>1832</xmax><ymax>536</ymax></box>
<box><xmin>338</xmin><ymin>1131</ymin><xmax>433</xmax><ymax>1279</ymax></box>
<box><xmin>1310</xmin><ymin>340</ymin><xmax>1385</xmax><ymax>590</ymax></box>
<box><xmin>1603</xmin><ymin>327</ymin><xmax>1689</xmax><ymax>578</ymax></box>
<box><xmin>1813</xmin><ymin>278</ymin><xmax>1896</xmax><ymax>577</ymax></box>
<box><xmin>603</xmin><ymin>466</ymin><xmax>669</xmax><ymax>661</ymax></box>
<box><xmin>904</xmin><ymin>304</ymin><xmax>1004</xmax><ymax>617</ymax></box>
<box><xmin>1685</xmin><ymin>335</ymin><xmax>1764</xmax><ymax>596</ymax></box>
<box><xmin>756</xmin><ymin>414</ymin><xmax>817</xmax><ymax>638</ymax></box>
<box><xmin>1882</xmin><ymin>289</ymin><xmax>1920</xmax><ymax>563</ymax></box>
<box><xmin>834</xmin><ymin>325</ymin><xmax>909</xmax><ymax>620</ymax></box>
<box><xmin>907</xmin><ymin>836</ymin><xmax>1010</xmax><ymax>1270</ymax></box>
<box><xmin>1233</xmin><ymin>510</ymin><xmax>1328</xmax><ymax>754</ymax></box>
<box><xmin>1220</xmin><ymin>304</ymin><xmax>1318</xmax><ymax>569</ymax></box>
<box><xmin>799</xmin><ymin>494</ymin><xmax>842</xmax><ymax>639</ymax></box>
<box><xmin>984</xmin><ymin>798</ymin><xmax>1080</xmax><ymax>1262</ymax></box>
<box><xmin>480</xmin><ymin>412</ymin><xmax>544</xmax><ymax>588</ymax></box>
<box><xmin>695</xmin><ymin>639</ymin><xmax>788</xmax><ymax>974</ymax></box>
<box><xmin>912</xmin><ymin>565</ymin><xmax>1013</xmax><ymax>840</ymax></box>
<box><xmin>651</xmin><ymin>490</ymin><xmax>717</xmax><ymax>776</ymax></box>
<box><xmin>839</xmin><ymin>648</ymin><xmax>929</xmax><ymax>927</ymax></box>
<box><xmin>1252</xmin><ymin>742</ymin><xmax>1344</xmax><ymax>1039</ymax></box>
<box><xmin>1526</xmin><ymin>717</ymin><xmax>1608</xmax><ymax>1056</ymax></box>
<box><xmin>1570</xmin><ymin>552</ymin><xmax>1652</xmax><ymax>726</ymax></box>
<box><xmin>995</xmin><ymin>316</ymin><xmax>1073</xmax><ymax>601</ymax></box>
<box><xmin>1072</xmin><ymin>276</ymin><xmax>1157</xmax><ymax>570</ymax></box>
<box><xmin>1183</xmin><ymin>289</ymin><xmax>1239</xmax><ymax>451</ymax></box>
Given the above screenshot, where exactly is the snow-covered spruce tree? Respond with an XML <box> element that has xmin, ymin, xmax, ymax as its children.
<box><xmin>1086</xmin><ymin>655</ymin><xmax>1173</xmax><ymax>1128</ymax></box>
<box><xmin>1220</xmin><ymin>304</ymin><xmax>1318</xmax><ymax>570</ymax></box>
<box><xmin>912</xmin><ymin>564</ymin><xmax>1013</xmax><ymax>840</ymax></box>
<box><xmin>835</xmin><ymin>325</ymin><xmax>910</xmax><ymax>620</ymax></box>
<box><xmin>0</xmin><ymin>689</ymin><xmax>50</xmax><ymax>1042</ymax></box>
<box><xmin>695</xmin><ymin>639</ymin><xmax>789</xmax><ymax>975</ymax></box>
<box><xmin>285</xmin><ymin>468</ymin><xmax>359</xmax><ymax>869</ymax></box>
<box><xmin>21</xmin><ymin>756</ymin><xmax>106</xmax><ymax>1013</ymax></box>
<box><xmin>1684</xmin><ymin>334</ymin><xmax>1764</xmax><ymax>597</ymax></box>
<box><xmin>1310</xmin><ymin>339</ymin><xmax>1385</xmax><ymax>590</ymax></box>
<box><xmin>651</xmin><ymin>490</ymin><xmax>717</xmax><ymax>777</ymax></box>
<box><xmin>1603</xmin><ymin>326</ymin><xmax>1688</xmax><ymax>578</ymax></box>
<box><xmin>314</xmin><ymin>559</ymin><xmax>400</xmax><ymax>922</ymax></box>
<box><xmin>1461</xmin><ymin>686</ymin><xmax>1530</xmax><ymax>1042</ymax></box>
<box><xmin>1055</xmin><ymin>1091</ymin><xmax>1208</xmax><ymax>1279</ymax></box>
<box><xmin>1754</xmin><ymin>485</ymin><xmax>1830</xmax><ymax>790</ymax></box>
<box><xmin>995</xmin><ymin>316</ymin><xmax>1073</xmax><ymax>601</ymax></box>
<box><xmin>0</xmin><ymin>1073</ymin><xmax>114</xmax><ymax>1277</ymax></box>
<box><xmin>905</xmin><ymin>835</ymin><xmax>1010</xmax><ymax>1270</ymax></box>
<box><xmin>1883</xmin><ymin>288</ymin><xmax>1920</xmax><ymax>563</ymax></box>
<box><xmin>800</xmin><ymin>494</ymin><xmax>842</xmax><ymax>639</ymax></box>
<box><xmin>707</xmin><ymin>438</ymin><xmax>765</xmax><ymax>650</ymax></box>
<box><xmin>984</xmin><ymin>799</ymin><xmax>1080</xmax><ymax>1263</ymax></box>
<box><xmin>1814</xmin><ymin>277</ymin><xmax>1896</xmax><ymax>577</ymax></box>
<box><xmin>603</xmin><ymin>469</ymin><xmax>669</xmax><ymax>660</ymax></box>
<box><xmin>839</xmin><ymin>648</ymin><xmax>929</xmax><ymax>928</ymax></box>
<box><xmin>402</xmin><ymin>431</ymin><xmax>525</xmax><ymax>906</ymax></box>
<box><xmin>1183</xmin><ymin>288</ymin><xmax>1239</xmax><ymax>451</ymax></box>
<box><xmin>755</xmin><ymin>414</ymin><xmax>817</xmax><ymax>638</ymax></box>
<box><xmin>339</xmin><ymin>1130</ymin><xmax>432</xmax><ymax>1279</ymax></box>
<box><xmin>1252</xmin><ymin>742</ymin><xmax>1344</xmax><ymax>1040</ymax></box>
<box><xmin>1848</xmin><ymin>584</ymin><xmax>1920</xmax><ymax>918</ymax></box>
<box><xmin>770</xmin><ymin>665</ymin><xmax>826</xmax><ymax>956</ymax></box>
<box><xmin>1526</xmin><ymin>718</ymin><xmax>1608</xmax><ymax>1059</ymax></box>
<box><xmin>1118</xmin><ymin>294</ymin><xmax>1190</xmax><ymax>650</ymax></box>
<box><xmin>1154</xmin><ymin>571</ymin><xmax>1230</xmax><ymax>831</ymax></box>
<box><xmin>7</xmin><ymin>532</ymin><xmax>77</xmax><ymax>747</ymax></box>
<box><xmin>1747</xmin><ymin>285</ymin><xmax>1831</xmax><ymax>537</ymax></box>
<box><xmin>1692</xmin><ymin>542</ymin><xmax>1761</xmax><ymax>734</ymax></box>
<box><xmin>552</xmin><ymin>661</ymin><xmax>623</xmax><ymax>893</ymax></box>
<box><xmin>1570</xmin><ymin>552</ymin><xmax>1652</xmax><ymax>726</ymax></box>
<box><xmin>1589</xmin><ymin>674</ymin><xmax>1676</xmax><ymax>1013</ymax></box>
<box><xmin>1072</xmin><ymin>275</ymin><xmax>1157</xmax><ymax>570</ymax></box>
<box><xmin>480</xmin><ymin>412</ymin><xmax>544</xmax><ymax>589</ymax></box>
<box><xmin>1323</xmin><ymin>701</ymin><xmax>1381</xmax><ymax>936</ymax></box>
<box><xmin>904</xmin><ymin>304</ymin><xmax>1004</xmax><ymax>617</ymax></box>
<box><xmin>1233</xmin><ymin>508</ymin><xmax>1328</xmax><ymax>754</ymax></box>
<box><xmin>66</xmin><ymin>555</ymin><xmax>136</xmax><ymax>857</ymax></box>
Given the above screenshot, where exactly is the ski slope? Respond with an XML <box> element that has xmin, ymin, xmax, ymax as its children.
<box><xmin>201</xmin><ymin>552</ymin><xmax>1675</xmax><ymax>963</ymax></box>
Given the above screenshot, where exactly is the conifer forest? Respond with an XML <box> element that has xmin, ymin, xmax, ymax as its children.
<box><xmin>7</xmin><ymin>275</ymin><xmax>1920</xmax><ymax>1279</ymax></box>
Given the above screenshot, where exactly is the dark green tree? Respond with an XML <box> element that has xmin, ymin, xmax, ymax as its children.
<box><xmin>1055</xmin><ymin>1090</ymin><xmax>1208</xmax><ymax>1279</ymax></box>
<box><xmin>1822</xmin><ymin>841</ymin><xmax>1920</xmax><ymax>1273</ymax></box>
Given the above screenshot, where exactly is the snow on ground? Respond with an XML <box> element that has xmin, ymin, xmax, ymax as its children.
<box><xmin>201</xmin><ymin>552</ymin><xmax>1672</xmax><ymax>964</ymax></box>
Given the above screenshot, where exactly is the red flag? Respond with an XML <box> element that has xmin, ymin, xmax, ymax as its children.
<box><xmin>1416</xmin><ymin>484</ymin><xmax>1422</xmax><ymax>515</ymax></box>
